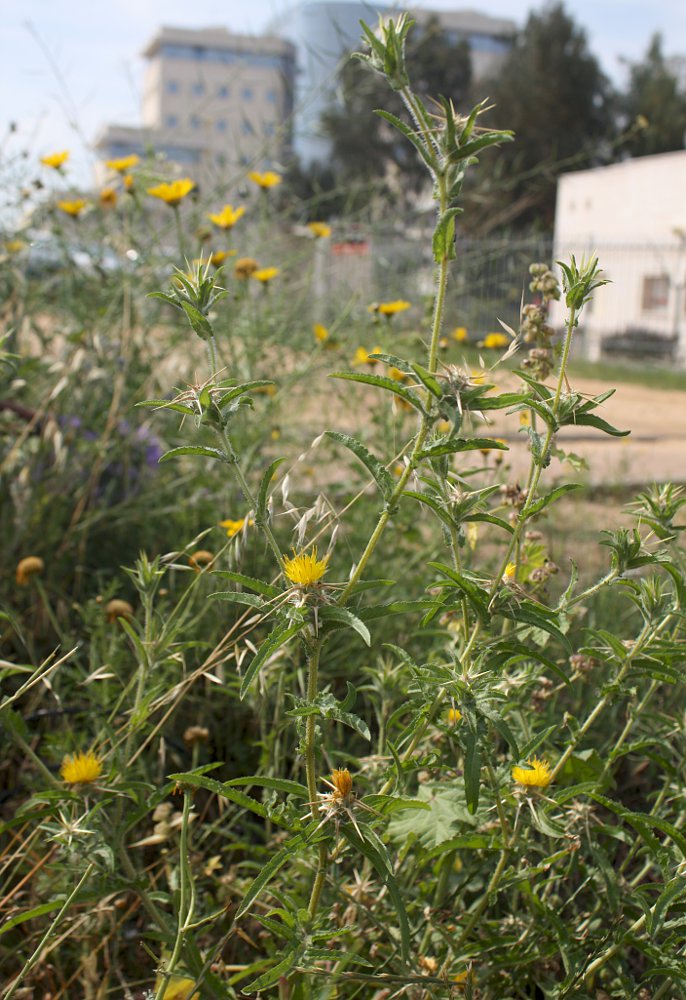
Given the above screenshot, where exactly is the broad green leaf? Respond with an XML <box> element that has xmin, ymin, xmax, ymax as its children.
<box><xmin>388</xmin><ymin>784</ymin><xmax>476</xmax><ymax>848</ymax></box>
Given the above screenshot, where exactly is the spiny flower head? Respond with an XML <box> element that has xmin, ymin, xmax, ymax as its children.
<box><xmin>105</xmin><ymin>154</ymin><xmax>139</xmax><ymax>173</ymax></box>
<box><xmin>512</xmin><ymin>756</ymin><xmax>553</xmax><ymax>789</ymax></box>
<box><xmin>16</xmin><ymin>556</ymin><xmax>44</xmax><ymax>586</ymax></box>
<box><xmin>307</xmin><ymin>221</ymin><xmax>332</xmax><ymax>238</ymax></box>
<box><xmin>208</xmin><ymin>204</ymin><xmax>245</xmax><ymax>229</ymax></box>
<box><xmin>331</xmin><ymin>768</ymin><xmax>353</xmax><ymax>801</ymax></box>
<box><xmin>57</xmin><ymin>199</ymin><xmax>88</xmax><ymax>217</ymax></box>
<box><xmin>208</xmin><ymin>250</ymin><xmax>236</xmax><ymax>267</ymax></box>
<box><xmin>60</xmin><ymin>749</ymin><xmax>104</xmax><ymax>785</ymax></box>
<box><xmin>41</xmin><ymin>150</ymin><xmax>69</xmax><ymax>169</ymax></box>
<box><xmin>378</xmin><ymin>299</ymin><xmax>411</xmax><ymax>316</ymax></box>
<box><xmin>147</xmin><ymin>178</ymin><xmax>195</xmax><ymax>205</ymax></box>
<box><xmin>252</xmin><ymin>266</ymin><xmax>279</xmax><ymax>284</ymax></box>
<box><xmin>283</xmin><ymin>547</ymin><xmax>329</xmax><ymax>587</ymax></box>
<box><xmin>248</xmin><ymin>170</ymin><xmax>281</xmax><ymax>189</ymax></box>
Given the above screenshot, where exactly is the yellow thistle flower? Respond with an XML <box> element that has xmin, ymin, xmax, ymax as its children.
<box><xmin>208</xmin><ymin>250</ymin><xmax>236</xmax><ymax>267</ymax></box>
<box><xmin>378</xmin><ymin>299</ymin><xmax>411</xmax><ymax>317</ymax></box>
<box><xmin>60</xmin><ymin>749</ymin><xmax>104</xmax><ymax>785</ymax></box>
<box><xmin>448</xmin><ymin>707</ymin><xmax>462</xmax><ymax>725</ymax></box>
<box><xmin>452</xmin><ymin>326</ymin><xmax>468</xmax><ymax>342</ymax></box>
<box><xmin>147</xmin><ymin>178</ymin><xmax>195</xmax><ymax>206</ymax></box>
<box><xmin>41</xmin><ymin>150</ymin><xmax>69</xmax><ymax>169</ymax></box>
<box><xmin>4</xmin><ymin>239</ymin><xmax>27</xmax><ymax>254</ymax></box>
<box><xmin>352</xmin><ymin>345</ymin><xmax>381</xmax><ymax>366</ymax></box>
<box><xmin>388</xmin><ymin>366</ymin><xmax>407</xmax><ymax>382</ymax></box>
<box><xmin>252</xmin><ymin>266</ymin><xmax>279</xmax><ymax>284</ymax></box>
<box><xmin>105</xmin><ymin>154</ymin><xmax>139</xmax><ymax>173</ymax></box>
<box><xmin>479</xmin><ymin>332</ymin><xmax>510</xmax><ymax>350</ymax></box>
<box><xmin>248</xmin><ymin>169</ymin><xmax>281</xmax><ymax>189</ymax></box>
<box><xmin>437</xmin><ymin>419</ymin><xmax>452</xmax><ymax>435</ymax></box>
<box><xmin>283</xmin><ymin>547</ymin><xmax>329</xmax><ymax>587</ymax></box>
<box><xmin>124</xmin><ymin>174</ymin><xmax>135</xmax><ymax>191</ymax></box>
<box><xmin>313</xmin><ymin>322</ymin><xmax>329</xmax><ymax>343</ymax></box>
<box><xmin>519</xmin><ymin>410</ymin><xmax>531</xmax><ymax>427</ymax></box>
<box><xmin>503</xmin><ymin>562</ymin><xmax>517</xmax><ymax>583</ymax></box>
<box><xmin>331</xmin><ymin>768</ymin><xmax>353</xmax><ymax>800</ymax></box>
<box><xmin>16</xmin><ymin>556</ymin><xmax>44</xmax><ymax>586</ymax></box>
<box><xmin>307</xmin><ymin>221</ymin><xmax>332</xmax><ymax>238</ymax></box>
<box><xmin>153</xmin><ymin>973</ymin><xmax>200</xmax><ymax>999</ymax></box>
<box><xmin>512</xmin><ymin>756</ymin><xmax>553</xmax><ymax>789</ymax></box>
<box><xmin>57</xmin><ymin>199</ymin><xmax>88</xmax><ymax>217</ymax></box>
<box><xmin>188</xmin><ymin>550</ymin><xmax>215</xmax><ymax>572</ymax></box>
<box><xmin>234</xmin><ymin>256</ymin><xmax>259</xmax><ymax>279</ymax></box>
<box><xmin>219</xmin><ymin>517</ymin><xmax>253</xmax><ymax>538</ymax></box>
<box><xmin>100</xmin><ymin>187</ymin><xmax>117</xmax><ymax>207</ymax></box>
<box><xmin>208</xmin><ymin>204</ymin><xmax>245</xmax><ymax>229</ymax></box>
<box><xmin>105</xmin><ymin>598</ymin><xmax>134</xmax><ymax>623</ymax></box>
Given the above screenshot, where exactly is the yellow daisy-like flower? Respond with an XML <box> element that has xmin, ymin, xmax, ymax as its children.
<box><xmin>219</xmin><ymin>517</ymin><xmax>253</xmax><ymax>538</ymax></box>
<box><xmin>480</xmin><ymin>332</ymin><xmax>510</xmax><ymax>350</ymax></box>
<box><xmin>208</xmin><ymin>250</ymin><xmax>236</xmax><ymax>267</ymax></box>
<box><xmin>234</xmin><ymin>256</ymin><xmax>259</xmax><ymax>279</ymax></box>
<box><xmin>16</xmin><ymin>556</ymin><xmax>45</xmax><ymax>586</ymax></box>
<box><xmin>124</xmin><ymin>174</ymin><xmax>135</xmax><ymax>192</ymax></box>
<box><xmin>452</xmin><ymin>326</ymin><xmax>468</xmax><ymax>342</ymax></box>
<box><xmin>248</xmin><ymin>170</ymin><xmax>281</xmax><ymax>189</ymax></box>
<box><xmin>331</xmin><ymin>768</ymin><xmax>353</xmax><ymax>801</ymax></box>
<box><xmin>448</xmin><ymin>707</ymin><xmax>462</xmax><ymax>725</ymax></box>
<box><xmin>512</xmin><ymin>756</ymin><xmax>553</xmax><ymax>789</ymax></box>
<box><xmin>147</xmin><ymin>178</ymin><xmax>195</xmax><ymax>206</ymax></box>
<box><xmin>41</xmin><ymin>150</ymin><xmax>69</xmax><ymax>169</ymax></box>
<box><xmin>378</xmin><ymin>299</ymin><xmax>411</xmax><ymax>317</ymax></box>
<box><xmin>252</xmin><ymin>266</ymin><xmax>280</xmax><ymax>284</ymax></box>
<box><xmin>57</xmin><ymin>199</ymin><xmax>88</xmax><ymax>217</ymax></box>
<box><xmin>283</xmin><ymin>547</ymin><xmax>329</xmax><ymax>587</ymax></box>
<box><xmin>153</xmin><ymin>973</ymin><xmax>200</xmax><ymax>999</ymax></box>
<box><xmin>313</xmin><ymin>323</ymin><xmax>329</xmax><ymax>343</ymax></box>
<box><xmin>100</xmin><ymin>187</ymin><xmax>117</xmax><ymax>207</ymax></box>
<box><xmin>60</xmin><ymin>749</ymin><xmax>104</xmax><ymax>785</ymax></box>
<box><xmin>307</xmin><ymin>221</ymin><xmax>332</xmax><ymax>238</ymax></box>
<box><xmin>208</xmin><ymin>204</ymin><xmax>245</xmax><ymax>229</ymax></box>
<box><xmin>352</xmin><ymin>345</ymin><xmax>382</xmax><ymax>366</ymax></box>
<box><xmin>105</xmin><ymin>154</ymin><xmax>140</xmax><ymax>173</ymax></box>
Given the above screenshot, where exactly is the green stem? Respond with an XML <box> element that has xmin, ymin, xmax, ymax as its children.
<box><xmin>304</xmin><ymin>639</ymin><xmax>328</xmax><ymax>920</ymax></box>
<box><xmin>154</xmin><ymin>790</ymin><xmax>194</xmax><ymax>1000</ymax></box>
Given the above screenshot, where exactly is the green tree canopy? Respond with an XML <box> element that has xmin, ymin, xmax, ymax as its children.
<box><xmin>621</xmin><ymin>34</ymin><xmax>686</xmax><ymax>157</ymax></box>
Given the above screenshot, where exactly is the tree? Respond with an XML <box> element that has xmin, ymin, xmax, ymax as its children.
<box><xmin>621</xmin><ymin>34</ymin><xmax>686</xmax><ymax>157</ymax></box>
<box><xmin>319</xmin><ymin>16</ymin><xmax>472</xmax><ymax>204</ymax></box>
<box><xmin>470</xmin><ymin>2</ymin><xmax>613</xmax><ymax>232</ymax></box>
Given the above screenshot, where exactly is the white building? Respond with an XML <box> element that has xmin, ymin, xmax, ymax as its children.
<box><xmin>95</xmin><ymin>26</ymin><xmax>295</xmax><ymax>184</ymax></box>
<box><xmin>552</xmin><ymin>150</ymin><xmax>686</xmax><ymax>364</ymax></box>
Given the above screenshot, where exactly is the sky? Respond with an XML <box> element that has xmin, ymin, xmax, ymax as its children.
<box><xmin>2</xmin><ymin>0</ymin><xmax>685</xmax><ymax>192</ymax></box>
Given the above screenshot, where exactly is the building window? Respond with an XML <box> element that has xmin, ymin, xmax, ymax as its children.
<box><xmin>166</xmin><ymin>80</ymin><xmax>179</xmax><ymax>94</ymax></box>
<box><xmin>192</xmin><ymin>82</ymin><xmax>205</xmax><ymax>96</ymax></box>
<box><xmin>217</xmin><ymin>84</ymin><xmax>229</xmax><ymax>98</ymax></box>
<box><xmin>264</xmin><ymin>122</ymin><xmax>275</xmax><ymax>136</ymax></box>
<box><xmin>190</xmin><ymin>115</ymin><xmax>201</xmax><ymax>129</ymax></box>
<box><xmin>216</xmin><ymin>119</ymin><xmax>227</xmax><ymax>133</ymax></box>
<box><xmin>242</xmin><ymin>87</ymin><xmax>253</xmax><ymax>100</ymax></box>
<box><xmin>165</xmin><ymin>115</ymin><xmax>178</xmax><ymax>129</ymax></box>
<box><xmin>642</xmin><ymin>275</ymin><xmax>670</xmax><ymax>311</ymax></box>
<box><xmin>266</xmin><ymin>89</ymin><xmax>277</xmax><ymax>103</ymax></box>
<box><xmin>241</xmin><ymin>119</ymin><xmax>254</xmax><ymax>135</ymax></box>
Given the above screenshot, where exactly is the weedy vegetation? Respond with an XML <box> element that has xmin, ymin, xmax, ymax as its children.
<box><xmin>2</xmin><ymin>14</ymin><xmax>686</xmax><ymax>1000</ymax></box>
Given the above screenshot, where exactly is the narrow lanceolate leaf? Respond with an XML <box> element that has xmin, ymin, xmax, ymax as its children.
<box><xmin>325</xmin><ymin>431</ymin><xmax>395</xmax><ymax>500</ymax></box>
<box><xmin>340</xmin><ymin>823</ymin><xmax>411</xmax><ymax>963</ymax></box>
<box><xmin>417</xmin><ymin>437</ymin><xmax>509</xmax><ymax>460</ymax></box>
<box><xmin>216</xmin><ymin>380</ymin><xmax>275</xmax><ymax>407</ymax></box>
<box><xmin>224</xmin><ymin>776</ymin><xmax>309</xmax><ymax>798</ymax></box>
<box><xmin>432</xmin><ymin>207</ymin><xmax>461</xmax><ymax>263</ymax></box>
<box><xmin>240</xmin><ymin>621</ymin><xmax>304</xmax><ymax>699</ymax></box>
<box><xmin>463</xmin><ymin>729</ymin><xmax>481</xmax><ymax>814</ymax></box>
<box><xmin>525</xmin><ymin>483</ymin><xmax>584</xmax><ymax>517</ymax></box>
<box><xmin>330</xmin><ymin>371</ymin><xmax>425</xmax><ymax>414</ymax></box>
<box><xmin>210</xmin><ymin>571</ymin><xmax>280</xmax><ymax>599</ymax></box>
<box><xmin>375</xmin><ymin>109</ymin><xmax>434</xmax><ymax>167</ymax></box>
<box><xmin>235</xmin><ymin>825</ymin><xmax>319</xmax><ymax>919</ymax></box>
<box><xmin>158</xmin><ymin>445</ymin><xmax>226</xmax><ymax>463</ymax></box>
<box><xmin>209</xmin><ymin>591</ymin><xmax>266</xmax><ymax>609</ymax></box>
<box><xmin>410</xmin><ymin>362</ymin><xmax>443</xmax><ymax>398</ymax></box>
<box><xmin>570</xmin><ymin>413</ymin><xmax>630</xmax><ymax>437</ymax></box>
<box><xmin>135</xmin><ymin>399</ymin><xmax>196</xmax><ymax>415</ymax></box>
<box><xmin>246</xmin><ymin>952</ymin><xmax>299</xmax><ymax>992</ymax></box>
<box><xmin>256</xmin><ymin>457</ymin><xmax>286</xmax><ymax>523</ymax></box>
<box><xmin>180</xmin><ymin>300</ymin><xmax>213</xmax><ymax>340</ymax></box>
<box><xmin>318</xmin><ymin>605</ymin><xmax>371</xmax><ymax>646</ymax></box>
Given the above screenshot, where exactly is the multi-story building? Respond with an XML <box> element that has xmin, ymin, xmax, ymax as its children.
<box><xmin>95</xmin><ymin>26</ymin><xmax>295</xmax><ymax>183</ymax></box>
<box><xmin>270</xmin><ymin>2</ymin><xmax>517</xmax><ymax>166</ymax></box>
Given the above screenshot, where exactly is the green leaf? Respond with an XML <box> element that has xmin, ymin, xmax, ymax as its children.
<box><xmin>525</xmin><ymin>483</ymin><xmax>583</xmax><ymax>517</ymax></box>
<box><xmin>429</xmin><ymin>562</ymin><xmax>490</xmax><ymax>623</ymax></box>
<box><xmin>159</xmin><ymin>445</ymin><xmax>226</xmax><ymax>463</ymax></box>
<box><xmin>388</xmin><ymin>784</ymin><xmax>476</xmax><ymax>848</ymax></box>
<box><xmin>256</xmin><ymin>457</ymin><xmax>286</xmax><ymax>524</ymax></box>
<box><xmin>246</xmin><ymin>952</ymin><xmax>298</xmax><ymax>992</ymax></box>
<box><xmin>571</xmin><ymin>413</ymin><xmax>630</xmax><ymax>437</ymax></box>
<box><xmin>235</xmin><ymin>827</ymin><xmax>318</xmax><ymax>919</ymax></box>
<box><xmin>225</xmin><ymin>776</ymin><xmax>310</xmax><ymax>799</ymax></box>
<box><xmin>340</xmin><ymin>823</ymin><xmax>410</xmax><ymax>962</ymax></box>
<box><xmin>648</xmin><ymin>877</ymin><xmax>686</xmax><ymax>935</ymax></box>
<box><xmin>135</xmin><ymin>398</ymin><xmax>195</xmax><ymax>415</ymax></box>
<box><xmin>0</xmin><ymin>900</ymin><xmax>62</xmax><ymax>937</ymax></box>
<box><xmin>216</xmin><ymin>380</ymin><xmax>275</xmax><ymax>406</ymax></box>
<box><xmin>325</xmin><ymin>430</ymin><xmax>394</xmax><ymax>500</ymax></box>
<box><xmin>423</xmin><ymin>833</ymin><xmax>502</xmax><ymax>861</ymax></box>
<box><xmin>180</xmin><ymin>300</ymin><xmax>213</xmax><ymax>340</ymax></box>
<box><xmin>417</xmin><ymin>437</ymin><xmax>508</xmax><ymax>459</ymax></box>
<box><xmin>240</xmin><ymin>621</ymin><xmax>304</xmax><ymax>699</ymax></box>
<box><xmin>463</xmin><ymin>729</ymin><xmax>481</xmax><ymax>814</ymax></box>
<box><xmin>410</xmin><ymin>362</ymin><xmax>443</xmax><ymax>398</ymax></box>
<box><xmin>375</xmin><ymin>109</ymin><xmax>434</xmax><ymax>167</ymax></box>
<box><xmin>330</xmin><ymin>371</ymin><xmax>425</xmax><ymax>414</ymax></box>
<box><xmin>432</xmin><ymin>207</ymin><xmax>461</xmax><ymax>262</ymax></box>
<box><xmin>209</xmin><ymin>591</ymin><xmax>266</xmax><ymax>609</ymax></box>
<box><xmin>210</xmin><ymin>571</ymin><xmax>280</xmax><ymax>599</ymax></box>
<box><xmin>319</xmin><ymin>605</ymin><xmax>371</xmax><ymax>646</ymax></box>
